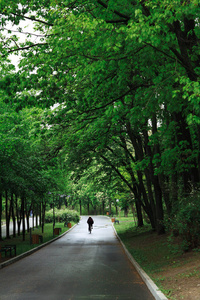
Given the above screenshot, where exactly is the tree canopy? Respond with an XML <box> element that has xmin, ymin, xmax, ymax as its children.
<box><xmin>0</xmin><ymin>1</ymin><xmax>200</xmax><ymax>238</ymax></box>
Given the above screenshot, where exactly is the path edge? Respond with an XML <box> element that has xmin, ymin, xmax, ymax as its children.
<box><xmin>112</xmin><ymin>223</ymin><xmax>168</xmax><ymax>300</ymax></box>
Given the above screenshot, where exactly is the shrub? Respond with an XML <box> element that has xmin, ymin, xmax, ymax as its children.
<box><xmin>167</xmin><ymin>193</ymin><xmax>200</xmax><ymax>252</ymax></box>
<box><xmin>45</xmin><ymin>208</ymin><xmax>80</xmax><ymax>224</ymax></box>
<box><xmin>45</xmin><ymin>211</ymin><xmax>54</xmax><ymax>223</ymax></box>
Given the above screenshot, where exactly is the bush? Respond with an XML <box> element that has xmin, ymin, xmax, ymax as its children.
<box><xmin>167</xmin><ymin>193</ymin><xmax>200</xmax><ymax>252</ymax></box>
<box><xmin>45</xmin><ymin>208</ymin><xmax>80</xmax><ymax>224</ymax></box>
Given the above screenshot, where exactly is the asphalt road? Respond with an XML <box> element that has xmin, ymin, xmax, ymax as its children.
<box><xmin>1</xmin><ymin>217</ymin><xmax>38</xmax><ymax>238</ymax></box>
<box><xmin>0</xmin><ymin>216</ymin><xmax>154</xmax><ymax>300</ymax></box>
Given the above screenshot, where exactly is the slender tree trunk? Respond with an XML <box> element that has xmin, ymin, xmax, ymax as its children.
<box><xmin>135</xmin><ymin>199</ymin><xmax>143</xmax><ymax>227</ymax></box>
<box><xmin>0</xmin><ymin>193</ymin><xmax>2</xmax><ymax>241</ymax></box>
<box><xmin>87</xmin><ymin>200</ymin><xmax>90</xmax><ymax>215</ymax></box>
<box><xmin>15</xmin><ymin>194</ymin><xmax>21</xmax><ymax>236</ymax></box>
<box><xmin>197</xmin><ymin>125</ymin><xmax>200</xmax><ymax>181</ymax></box>
<box><xmin>130</xmin><ymin>203</ymin><xmax>137</xmax><ymax>226</ymax></box>
<box><xmin>159</xmin><ymin>175</ymin><xmax>171</xmax><ymax>216</ymax></box>
<box><xmin>109</xmin><ymin>201</ymin><xmax>112</xmax><ymax>216</ymax></box>
<box><xmin>102</xmin><ymin>200</ymin><xmax>105</xmax><ymax>215</ymax></box>
<box><xmin>21</xmin><ymin>195</ymin><xmax>26</xmax><ymax>241</ymax></box>
<box><xmin>42</xmin><ymin>200</ymin><xmax>46</xmax><ymax>233</ymax></box>
<box><xmin>25</xmin><ymin>200</ymin><xmax>31</xmax><ymax>233</ymax></box>
<box><xmin>31</xmin><ymin>203</ymin><xmax>34</xmax><ymax>230</ymax></box>
<box><xmin>39</xmin><ymin>203</ymin><xmax>41</xmax><ymax>227</ymax></box>
<box><xmin>5</xmin><ymin>190</ymin><xmax>11</xmax><ymax>239</ymax></box>
<box><xmin>26</xmin><ymin>216</ymin><xmax>30</xmax><ymax>233</ymax></box>
<box><xmin>124</xmin><ymin>206</ymin><xmax>128</xmax><ymax>217</ymax></box>
<box><xmin>137</xmin><ymin>170</ymin><xmax>156</xmax><ymax>229</ymax></box>
<box><xmin>79</xmin><ymin>199</ymin><xmax>82</xmax><ymax>215</ymax></box>
<box><xmin>115</xmin><ymin>205</ymin><xmax>118</xmax><ymax>216</ymax></box>
<box><xmin>11</xmin><ymin>193</ymin><xmax>16</xmax><ymax>237</ymax></box>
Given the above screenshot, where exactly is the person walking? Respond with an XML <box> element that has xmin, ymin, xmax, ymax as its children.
<box><xmin>87</xmin><ymin>216</ymin><xmax>94</xmax><ymax>233</ymax></box>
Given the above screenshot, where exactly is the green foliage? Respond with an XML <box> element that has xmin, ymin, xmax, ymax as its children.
<box><xmin>166</xmin><ymin>193</ymin><xmax>200</xmax><ymax>252</ymax></box>
<box><xmin>45</xmin><ymin>208</ymin><xmax>80</xmax><ymax>224</ymax></box>
<box><xmin>0</xmin><ymin>0</ymin><xmax>200</xmax><ymax>237</ymax></box>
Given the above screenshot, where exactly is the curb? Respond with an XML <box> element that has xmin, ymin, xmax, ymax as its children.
<box><xmin>112</xmin><ymin>223</ymin><xmax>168</xmax><ymax>300</ymax></box>
<box><xmin>0</xmin><ymin>224</ymin><xmax>77</xmax><ymax>269</ymax></box>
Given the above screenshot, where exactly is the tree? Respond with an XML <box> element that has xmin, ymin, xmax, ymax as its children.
<box><xmin>0</xmin><ymin>0</ymin><xmax>199</xmax><ymax>235</ymax></box>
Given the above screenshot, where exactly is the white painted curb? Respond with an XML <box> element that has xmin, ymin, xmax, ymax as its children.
<box><xmin>112</xmin><ymin>223</ymin><xmax>168</xmax><ymax>300</ymax></box>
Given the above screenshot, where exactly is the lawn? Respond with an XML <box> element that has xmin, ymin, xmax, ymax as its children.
<box><xmin>0</xmin><ymin>222</ymin><xmax>74</xmax><ymax>260</ymax></box>
<box><xmin>114</xmin><ymin>216</ymin><xmax>200</xmax><ymax>300</ymax></box>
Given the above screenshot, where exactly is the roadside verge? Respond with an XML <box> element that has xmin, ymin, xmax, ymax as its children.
<box><xmin>112</xmin><ymin>223</ymin><xmax>168</xmax><ymax>300</ymax></box>
<box><xmin>0</xmin><ymin>224</ymin><xmax>77</xmax><ymax>269</ymax></box>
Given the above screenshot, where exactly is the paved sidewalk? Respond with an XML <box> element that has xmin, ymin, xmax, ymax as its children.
<box><xmin>0</xmin><ymin>216</ymin><xmax>155</xmax><ymax>300</ymax></box>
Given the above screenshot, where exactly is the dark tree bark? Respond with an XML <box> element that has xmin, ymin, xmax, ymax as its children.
<box><xmin>5</xmin><ymin>190</ymin><xmax>12</xmax><ymax>239</ymax></box>
<box><xmin>135</xmin><ymin>199</ymin><xmax>144</xmax><ymax>227</ymax></box>
<box><xmin>0</xmin><ymin>193</ymin><xmax>3</xmax><ymax>241</ymax></box>
<box><xmin>143</xmin><ymin>129</ymin><xmax>165</xmax><ymax>234</ymax></box>
<box><xmin>15</xmin><ymin>194</ymin><xmax>22</xmax><ymax>236</ymax></box>
<box><xmin>11</xmin><ymin>193</ymin><xmax>16</xmax><ymax>237</ymax></box>
<box><xmin>21</xmin><ymin>195</ymin><xmax>26</xmax><ymax>241</ymax></box>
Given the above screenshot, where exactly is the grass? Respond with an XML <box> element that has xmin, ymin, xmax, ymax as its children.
<box><xmin>0</xmin><ymin>222</ymin><xmax>75</xmax><ymax>260</ymax></box>
<box><xmin>114</xmin><ymin>216</ymin><xmax>200</xmax><ymax>299</ymax></box>
<box><xmin>115</xmin><ymin>217</ymin><xmax>182</xmax><ymax>272</ymax></box>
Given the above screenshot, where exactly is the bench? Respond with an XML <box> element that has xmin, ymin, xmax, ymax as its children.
<box><xmin>0</xmin><ymin>245</ymin><xmax>16</xmax><ymax>257</ymax></box>
<box><xmin>114</xmin><ymin>219</ymin><xmax>120</xmax><ymax>224</ymax></box>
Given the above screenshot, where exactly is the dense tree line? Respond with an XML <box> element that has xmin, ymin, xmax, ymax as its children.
<box><xmin>0</xmin><ymin>100</ymin><xmax>70</xmax><ymax>240</ymax></box>
<box><xmin>0</xmin><ymin>1</ymin><xmax>200</xmax><ymax>245</ymax></box>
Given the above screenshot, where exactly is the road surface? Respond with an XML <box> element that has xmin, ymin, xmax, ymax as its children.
<box><xmin>1</xmin><ymin>217</ymin><xmax>38</xmax><ymax>238</ymax></box>
<box><xmin>0</xmin><ymin>216</ymin><xmax>154</xmax><ymax>300</ymax></box>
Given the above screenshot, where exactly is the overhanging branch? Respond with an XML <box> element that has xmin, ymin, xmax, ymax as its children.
<box><xmin>2</xmin><ymin>42</ymin><xmax>48</xmax><ymax>57</ymax></box>
<box><xmin>97</xmin><ymin>0</ymin><xmax>130</xmax><ymax>23</ymax></box>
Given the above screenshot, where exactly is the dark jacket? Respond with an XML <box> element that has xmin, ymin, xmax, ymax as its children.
<box><xmin>87</xmin><ymin>217</ymin><xmax>94</xmax><ymax>225</ymax></box>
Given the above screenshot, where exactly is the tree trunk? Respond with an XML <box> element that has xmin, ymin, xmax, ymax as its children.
<box><xmin>109</xmin><ymin>201</ymin><xmax>112</xmax><ymax>216</ymax></box>
<box><xmin>15</xmin><ymin>194</ymin><xmax>21</xmax><ymax>236</ymax></box>
<box><xmin>102</xmin><ymin>200</ymin><xmax>105</xmax><ymax>215</ymax></box>
<box><xmin>32</xmin><ymin>211</ymin><xmax>35</xmax><ymax>231</ymax></box>
<box><xmin>137</xmin><ymin>170</ymin><xmax>156</xmax><ymax>229</ymax></box>
<box><xmin>0</xmin><ymin>193</ymin><xmax>2</xmax><ymax>241</ymax></box>
<box><xmin>135</xmin><ymin>200</ymin><xmax>143</xmax><ymax>227</ymax></box>
<box><xmin>21</xmin><ymin>195</ymin><xmax>26</xmax><ymax>241</ymax></box>
<box><xmin>173</xmin><ymin>20</ymin><xmax>197</xmax><ymax>81</ymax></box>
<box><xmin>126</xmin><ymin>123</ymin><xmax>157</xmax><ymax>230</ymax></box>
<box><xmin>11</xmin><ymin>193</ymin><xmax>16</xmax><ymax>237</ymax></box>
<box><xmin>197</xmin><ymin>125</ymin><xmax>200</xmax><ymax>182</ymax></box>
<box><xmin>173</xmin><ymin>111</ymin><xmax>199</xmax><ymax>194</ymax></box>
<box><xmin>5</xmin><ymin>190</ymin><xmax>11</xmax><ymax>239</ymax></box>
<box><xmin>25</xmin><ymin>199</ymin><xmax>31</xmax><ymax>233</ymax></box>
<box><xmin>159</xmin><ymin>175</ymin><xmax>171</xmax><ymax>216</ymax></box>
<box><xmin>143</xmin><ymin>128</ymin><xmax>165</xmax><ymax>234</ymax></box>
<box><xmin>39</xmin><ymin>203</ymin><xmax>41</xmax><ymax>227</ymax></box>
<box><xmin>42</xmin><ymin>200</ymin><xmax>46</xmax><ymax>234</ymax></box>
<box><xmin>79</xmin><ymin>199</ymin><xmax>82</xmax><ymax>215</ymax></box>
